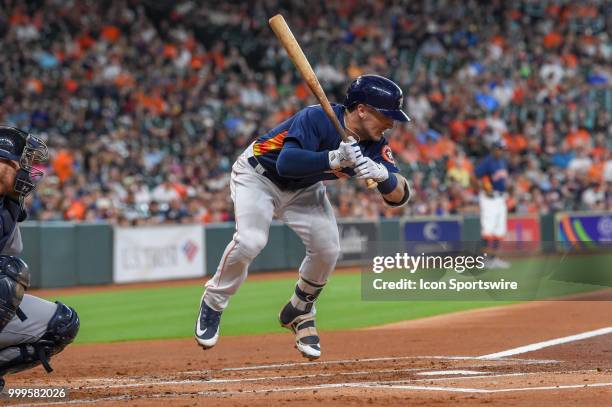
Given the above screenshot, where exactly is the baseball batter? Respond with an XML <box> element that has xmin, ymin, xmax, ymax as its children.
<box><xmin>195</xmin><ymin>75</ymin><xmax>411</xmax><ymax>359</ymax></box>
<box><xmin>0</xmin><ymin>126</ymin><xmax>80</xmax><ymax>391</ymax></box>
<box><xmin>475</xmin><ymin>140</ymin><xmax>510</xmax><ymax>268</ymax></box>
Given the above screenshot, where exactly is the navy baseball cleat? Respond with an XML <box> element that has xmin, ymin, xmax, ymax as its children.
<box><xmin>279</xmin><ymin>302</ymin><xmax>321</xmax><ymax>360</ymax></box>
<box><xmin>195</xmin><ymin>295</ymin><xmax>222</xmax><ymax>349</ymax></box>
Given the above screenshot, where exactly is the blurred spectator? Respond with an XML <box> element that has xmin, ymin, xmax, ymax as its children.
<box><xmin>0</xmin><ymin>0</ymin><xmax>609</xmax><ymax>224</ymax></box>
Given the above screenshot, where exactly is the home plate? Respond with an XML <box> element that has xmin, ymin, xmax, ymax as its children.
<box><xmin>417</xmin><ymin>370</ymin><xmax>490</xmax><ymax>376</ymax></box>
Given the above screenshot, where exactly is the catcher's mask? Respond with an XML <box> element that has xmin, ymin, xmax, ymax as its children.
<box><xmin>0</xmin><ymin>126</ymin><xmax>48</xmax><ymax>207</ymax></box>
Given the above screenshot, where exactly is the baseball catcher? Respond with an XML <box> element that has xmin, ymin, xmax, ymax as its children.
<box><xmin>0</xmin><ymin>126</ymin><xmax>80</xmax><ymax>391</ymax></box>
<box><xmin>196</xmin><ymin>75</ymin><xmax>411</xmax><ymax>359</ymax></box>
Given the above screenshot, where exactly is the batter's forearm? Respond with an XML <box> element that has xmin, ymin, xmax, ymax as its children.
<box><xmin>381</xmin><ymin>173</ymin><xmax>411</xmax><ymax>207</ymax></box>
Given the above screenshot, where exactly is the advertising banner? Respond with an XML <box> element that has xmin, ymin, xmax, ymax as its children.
<box><xmin>506</xmin><ymin>215</ymin><xmax>541</xmax><ymax>242</ymax></box>
<box><xmin>337</xmin><ymin>220</ymin><xmax>378</xmax><ymax>265</ymax></box>
<box><xmin>114</xmin><ymin>225</ymin><xmax>205</xmax><ymax>283</ymax></box>
<box><xmin>403</xmin><ymin>217</ymin><xmax>462</xmax><ymax>254</ymax></box>
<box><xmin>556</xmin><ymin>212</ymin><xmax>612</xmax><ymax>244</ymax></box>
<box><xmin>503</xmin><ymin>215</ymin><xmax>541</xmax><ymax>253</ymax></box>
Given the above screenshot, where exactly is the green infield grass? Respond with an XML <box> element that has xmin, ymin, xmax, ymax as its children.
<box><xmin>42</xmin><ymin>253</ymin><xmax>609</xmax><ymax>344</ymax></box>
<box><xmin>41</xmin><ymin>273</ymin><xmax>508</xmax><ymax>344</ymax></box>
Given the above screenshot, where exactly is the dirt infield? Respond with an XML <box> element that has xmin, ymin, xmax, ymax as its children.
<box><xmin>4</xmin><ymin>297</ymin><xmax>612</xmax><ymax>406</ymax></box>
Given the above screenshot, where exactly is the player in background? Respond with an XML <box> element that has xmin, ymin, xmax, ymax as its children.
<box><xmin>0</xmin><ymin>126</ymin><xmax>80</xmax><ymax>391</ymax></box>
<box><xmin>474</xmin><ymin>139</ymin><xmax>510</xmax><ymax>269</ymax></box>
<box><xmin>195</xmin><ymin>75</ymin><xmax>411</xmax><ymax>359</ymax></box>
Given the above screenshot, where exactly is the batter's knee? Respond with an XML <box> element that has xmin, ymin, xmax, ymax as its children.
<box><xmin>311</xmin><ymin>236</ymin><xmax>340</xmax><ymax>268</ymax></box>
<box><xmin>236</xmin><ymin>231</ymin><xmax>268</xmax><ymax>261</ymax></box>
<box><xmin>321</xmin><ymin>244</ymin><xmax>341</xmax><ymax>267</ymax></box>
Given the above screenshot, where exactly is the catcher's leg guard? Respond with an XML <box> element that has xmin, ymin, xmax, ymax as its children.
<box><xmin>279</xmin><ymin>277</ymin><xmax>325</xmax><ymax>360</ymax></box>
<box><xmin>0</xmin><ymin>256</ymin><xmax>30</xmax><ymax>331</ymax></box>
<box><xmin>0</xmin><ymin>301</ymin><xmax>79</xmax><ymax>377</ymax></box>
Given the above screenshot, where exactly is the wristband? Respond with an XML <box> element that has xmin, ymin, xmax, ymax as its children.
<box><xmin>377</xmin><ymin>173</ymin><xmax>398</xmax><ymax>194</ymax></box>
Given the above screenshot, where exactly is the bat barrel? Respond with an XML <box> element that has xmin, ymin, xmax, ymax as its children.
<box><xmin>269</xmin><ymin>14</ymin><xmax>378</xmax><ymax>189</ymax></box>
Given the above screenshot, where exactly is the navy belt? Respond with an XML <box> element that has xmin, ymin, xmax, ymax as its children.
<box><xmin>248</xmin><ymin>156</ymin><xmax>267</xmax><ymax>176</ymax></box>
<box><xmin>247</xmin><ymin>156</ymin><xmax>304</xmax><ymax>191</ymax></box>
<box><xmin>248</xmin><ymin>156</ymin><xmax>285</xmax><ymax>189</ymax></box>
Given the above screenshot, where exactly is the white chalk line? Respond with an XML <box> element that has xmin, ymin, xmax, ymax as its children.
<box><xmin>8</xmin><ymin>356</ymin><xmax>561</xmax><ymax>392</ymax></box>
<box><xmin>412</xmin><ymin>369</ymin><xmax>598</xmax><ymax>383</ymax></box>
<box><xmin>368</xmin><ymin>382</ymin><xmax>612</xmax><ymax>394</ymax></box>
<box><xmin>29</xmin><ymin>358</ymin><xmax>560</xmax><ymax>391</ymax></box>
<box><xmin>10</xmin><ymin>327</ymin><xmax>612</xmax><ymax>405</ymax></box>
<box><xmin>83</xmin><ymin>363</ymin><xmax>503</xmax><ymax>390</ymax></box>
<box><xmin>417</xmin><ymin>370</ymin><xmax>487</xmax><ymax>376</ymax></box>
<box><xmin>182</xmin><ymin>355</ymin><xmax>558</xmax><ymax>374</ymax></box>
<box><xmin>6</xmin><ymin>353</ymin><xmax>584</xmax><ymax>405</ymax></box>
<box><xmin>479</xmin><ymin>327</ymin><xmax>612</xmax><ymax>359</ymax></box>
<box><xmin>8</xmin><ymin>371</ymin><xmax>610</xmax><ymax>407</ymax></box>
<box><xmin>84</xmin><ymin>368</ymin><xmax>411</xmax><ymax>390</ymax></box>
<box><xmin>7</xmin><ymin>382</ymin><xmax>375</xmax><ymax>407</ymax></box>
<box><xmin>218</xmin><ymin>355</ymin><xmax>458</xmax><ymax>372</ymax></box>
<box><xmin>82</xmin><ymin>368</ymin><xmax>599</xmax><ymax>390</ymax></box>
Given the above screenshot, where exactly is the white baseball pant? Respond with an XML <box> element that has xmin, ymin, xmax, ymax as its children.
<box><xmin>204</xmin><ymin>145</ymin><xmax>340</xmax><ymax>311</ymax></box>
<box><xmin>479</xmin><ymin>192</ymin><xmax>507</xmax><ymax>239</ymax></box>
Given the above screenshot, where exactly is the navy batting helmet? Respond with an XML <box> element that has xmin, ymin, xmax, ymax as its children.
<box><xmin>343</xmin><ymin>75</ymin><xmax>410</xmax><ymax>122</ymax></box>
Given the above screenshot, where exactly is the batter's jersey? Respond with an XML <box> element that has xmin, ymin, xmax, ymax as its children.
<box><xmin>475</xmin><ymin>155</ymin><xmax>508</xmax><ymax>192</ymax></box>
<box><xmin>252</xmin><ymin>104</ymin><xmax>399</xmax><ymax>190</ymax></box>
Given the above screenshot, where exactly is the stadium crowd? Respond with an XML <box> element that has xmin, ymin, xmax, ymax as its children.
<box><xmin>0</xmin><ymin>0</ymin><xmax>610</xmax><ymax>224</ymax></box>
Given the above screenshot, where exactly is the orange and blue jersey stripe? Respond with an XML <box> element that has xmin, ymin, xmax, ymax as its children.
<box><xmin>253</xmin><ymin>130</ymin><xmax>288</xmax><ymax>157</ymax></box>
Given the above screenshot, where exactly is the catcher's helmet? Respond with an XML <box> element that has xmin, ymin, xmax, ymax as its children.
<box><xmin>0</xmin><ymin>127</ymin><xmax>29</xmax><ymax>162</ymax></box>
<box><xmin>343</xmin><ymin>75</ymin><xmax>410</xmax><ymax>122</ymax></box>
<box><xmin>0</xmin><ymin>126</ymin><xmax>48</xmax><ymax>202</ymax></box>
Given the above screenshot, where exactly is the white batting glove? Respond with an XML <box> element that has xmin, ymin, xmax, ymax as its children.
<box><xmin>354</xmin><ymin>157</ymin><xmax>389</xmax><ymax>182</ymax></box>
<box><xmin>329</xmin><ymin>137</ymin><xmax>363</xmax><ymax>170</ymax></box>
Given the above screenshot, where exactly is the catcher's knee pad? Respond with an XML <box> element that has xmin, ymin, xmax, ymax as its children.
<box><xmin>42</xmin><ymin>301</ymin><xmax>80</xmax><ymax>357</ymax></box>
<box><xmin>0</xmin><ymin>301</ymin><xmax>79</xmax><ymax>376</ymax></box>
<box><xmin>0</xmin><ymin>256</ymin><xmax>30</xmax><ymax>331</ymax></box>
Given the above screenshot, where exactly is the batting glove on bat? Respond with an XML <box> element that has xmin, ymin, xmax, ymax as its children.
<box><xmin>329</xmin><ymin>137</ymin><xmax>363</xmax><ymax>170</ymax></box>
<box><xmin>354</xmin><ymin>157</ymin><xmax>389</xmax><ymax>182</ymax></box>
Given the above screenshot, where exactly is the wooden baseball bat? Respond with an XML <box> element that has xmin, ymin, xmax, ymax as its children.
<box><xmin>268</xmin><ymin>14</ymin><xmax>377</xmax><ymax>189</ymax></box>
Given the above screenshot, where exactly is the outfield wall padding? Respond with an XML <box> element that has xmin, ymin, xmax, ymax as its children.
<box><xmin>17</xmin><ymin>212</ymin><xmax>611</xmax><ymax>288</ymax></box>
<box><xmin>40</xmin><ymin>223</ymin><xmax>78</xmax><ymax>288</ymax></box>
<box><xmin>19</xmin><ymin>222</ymin><xmax>114</xmax><ymax>289</ymax></box>
<box><xmin>76</xmin><ymin>223</ymin><xmax>114</xmax><ymax>285</ymax></box>
<box><xmin>19</xmin><ymin>223</ymin><xmax>42</xmax><ymax>288</ymax></box>
<box><xmin>461</xmin><ymin>215</ymin><xmax>481</xmax><ymax>241</ymax></box>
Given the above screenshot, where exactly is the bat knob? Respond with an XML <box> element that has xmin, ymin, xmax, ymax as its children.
<box><xmin>366</xmin><ymin>179</ymin><xmax>378</xmax><ymax>189</ymax></box>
